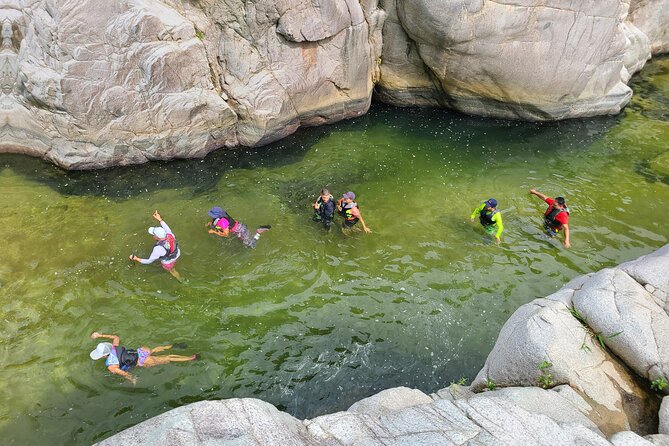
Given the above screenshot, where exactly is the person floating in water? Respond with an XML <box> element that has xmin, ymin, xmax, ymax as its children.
<box><xmin>206</xmin><ymin>206</ymin><xmax>271</xmax><ymax>248</ymax></box>
<box><xmin>337</xmin><ymin>191</ymin><xmax>371</xmax><ymax>234</ymax></box>
<box><xmin>89</xmin><ymin>332</ymin><xmax>196</xmax><ymax>384</ymax></box>
<box><xmin>129</xmin><ymin>210</ymin><xmax>182</xmax><ymax>280</ymax></box>
<box><xmin>312</xmin><ymin>188</ymin><xmax>335</xmax><ymax>230</ymax></box>
<box><xmin>529</xmin><ymin>188</ymin><xmax>571</xmax><ymax>249</ymax></box>
<box><xmin>470</xmin><ymin>198</ymin><xmax>503</xmax><ymax>244</ymax></box>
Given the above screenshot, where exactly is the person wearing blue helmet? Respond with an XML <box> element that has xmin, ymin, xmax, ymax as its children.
<box><xmin>470</xmin><ymin>198</ymin><xmax>504</xmax><ymax>244</ymax></box>
<box><xmin>206</xmin><ymin>206</ymin><xmax>271</xmax><ymax>248</ymax></box>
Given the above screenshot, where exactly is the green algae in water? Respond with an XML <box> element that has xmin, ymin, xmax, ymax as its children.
<box><xmin>1</xmin><ymin>57</ymin><xmax>668</xmax><ymax>445</ymax></box>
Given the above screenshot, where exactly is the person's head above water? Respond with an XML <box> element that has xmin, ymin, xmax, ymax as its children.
<box><xmin>342</xmin><ymin>191</ymin><xmax>355</xmax><ymax>201</ymax></box>
<box><xmin>208</xmin><ymin>206</ymin><xmax>226</xmax><ymax>219</ymax></box>
<box><xmin>485</xmin><ymin>198</ymin><xmax>498</xmax><ymax>209</ymax></box>
<box><xmin>90</xmin><ymin>342</ymin><xmax>113</xmax><ymax>360</ymax></box>
<box><xmin>148</xmin><ymin>226</ymin><xmax>167</xmax><ymax>240</ymax></box>
<box><xmin>555</xmin><ymin>197</ymin><xmax>566</xmax><ymax>207</ymax></box>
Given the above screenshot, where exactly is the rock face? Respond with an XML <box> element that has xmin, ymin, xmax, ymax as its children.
<box><xmin>629</xmin><ymin>0</ymin><xmax>669</xmax><ymax>54</ymax></box>
<box><xmin>96</xmin><ymin>245</ymin><xmax>669</xmax><ymax>445</ymax></box>
<box><xmin>0</xmin><ymin>0</ymin><xmax>384</xmax><ymax>169</ymax></box>
<box><xmin>95</xmin><ymin>386</ymin><xmax>669</xmax><ymax>445</ymax></box>
<box><xmin>376</xmin><ymin>0</ymin><xmax>654</xmax><ymax>120</ymax></box>
<box><xmin>0</xmin><ymin>0</ymin><xmax>667</xmax><ymax>168</ymax></box>
<box><xmin>473</xmin><ymin>244</ymin><xmax>669</xmax><ymax>436</ymax></box>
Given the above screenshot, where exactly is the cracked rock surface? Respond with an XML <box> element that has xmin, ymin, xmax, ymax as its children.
<box><xmin>1</xmin><ymin>0</ymin><xmax>667</xmax><ymax>168</ymax></box>
<box><xmin>97</xmin><ymin>246</ymin><xmax>669</xmax><ymax>445</ymax></box>
<box><xmin>0</xmin><ymin>0</ymin><xmax>383</xmax><ymax>168</ymax></box>
<box><xmin>376</xmin><ymin>0</ymin><xmax>662</xmax><ymax>120</ymax></box>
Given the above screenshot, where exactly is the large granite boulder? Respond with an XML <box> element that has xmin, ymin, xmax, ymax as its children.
<box><xmin>629</xmin><ymin>0</ymin><xmax>669</xmax><ymax>54</ymax></box>
<box><xmin>95</xmin><ymin>398</ymin><xmax>316</xmax><ymax>446</ymax></box>
<box><xmin>96</xmin><ymin>385</ymin><xmax>636</xmax><ymax>445</ymax></box>
<box><xmin>0</xmin><ymin>0</ymin><xmax>383</xmax><ymax>168</ymax></box>
<box><xmin>472</xmin><ymin>245</ymin><xmax>669</xmax><ymax>435</ymax></box>
<box><xmin>377</xmin><ymin>0</ymin><xmax>652</xmax><ymax>120</ymax></box>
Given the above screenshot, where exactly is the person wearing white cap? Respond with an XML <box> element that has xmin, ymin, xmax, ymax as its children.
<box><xmin>90</xmin><ymin>331</ymin><xmax>196</xmax><ymax>384</ymax></box>
<box><xmin>129</xmin><ymin>210</ymin><xmax>182</xmax><ymax>280</ymax></box>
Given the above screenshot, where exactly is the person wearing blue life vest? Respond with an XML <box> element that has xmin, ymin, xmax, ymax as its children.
<box><xmin>90</xmin><ymin>332</ymin><xmax>196</xmax><ymax>384</ymax></box>
<box><xmin>470</xmin><ymin>198</ymin><xmax>504</xmax><ymax>244</ymax></box>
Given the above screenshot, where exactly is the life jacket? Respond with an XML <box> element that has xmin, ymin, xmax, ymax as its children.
<box><xmin>317</xmin><ymin>196</ymin><xmax>335</xmax><ymax>218</ymax></box>
<box><xmin>544</xmin><ymin>205</ymin><xmax>570</xmax><ymax>230</ymax></box>
<box><xmin>339</xmin><ymin>200</ymin><xmax>359</xmax><ymax>222</ymax></box>
<box><xmin>213</xmin><ymin>212</ymin><xmax>239</xmax><ymax>231</ymax></box>
<box><xmin>155</xmin><ymin>233</ymin><xmax>179</xmax><ymax>261</ymax></box>
<box><xmin>479</xmin><ymin>206</ymin><xmax>498</xmax><ymax>227</ymax></box>
<box><xmin>117</xmin><ymin>346</ymin><xmax>139</xmax><ymax>371</ymax></box>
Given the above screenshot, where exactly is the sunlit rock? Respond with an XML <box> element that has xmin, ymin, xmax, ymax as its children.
<box><xmin>377</xmin><ymin>0</ymin><xmax>651</xmax><ymax>120</ymax></box>
<box><xmin>0</xmin><ymin>0</ymin><xmax>383</xmax><ymax>169</ymax></box>
<box><xmin>472</xmin><ymin>245</ymin><xmax>669</xmax><ymax>436</ymax></box>
<box><xmin>629</xmin><ymin>0</ymin><xmax>669</xmax><ymax>54</ymax></box>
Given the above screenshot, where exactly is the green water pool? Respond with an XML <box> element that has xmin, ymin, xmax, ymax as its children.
<box><xmin>1</xmin><ymin>57</ymin><xmax>668</xmax><ymax>445</ymax></box>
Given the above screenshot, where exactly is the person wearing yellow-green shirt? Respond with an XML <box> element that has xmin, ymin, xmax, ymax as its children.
<box><xmin>470</xmin><ymin>198</ymin><xmax>503</xmax><ymax>244</ymax></box>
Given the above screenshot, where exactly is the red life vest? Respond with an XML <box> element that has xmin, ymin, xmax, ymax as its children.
<box><xmin>155</xmin><ymin>233</ymin><xmax>178</xmax><ymax>261</ymax></box>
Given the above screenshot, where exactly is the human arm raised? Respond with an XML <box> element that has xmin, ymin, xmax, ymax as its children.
<box><xmin>91</xmin><ymin>331</ymin><xmax>120</xmax><ymax>346</ymax></box>
<box><xmin>529</xmin><ymin>188</ymin><xmax>549</xmax><ymax>201</ymax></box>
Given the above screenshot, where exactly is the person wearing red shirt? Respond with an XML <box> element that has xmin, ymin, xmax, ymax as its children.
<box><xmin>530</xmin><ymin>188</ymin><xmax>571</xmax><ymax>249</ymax></box>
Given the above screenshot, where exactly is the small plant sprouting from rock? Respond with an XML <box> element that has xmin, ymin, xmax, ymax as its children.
<box><xmin>486</xmin><ymin>379</ymin><xmax>496</xmax><ymax>391</ymax></box>
<box><xmin>569</xmin><ymin>306</ymin><xmax>587</xmax><ymax>325</ymax></box>
<box><xmin>594</xmin><ymin>331</ymin><xmax>622</xmax><ymax>349</ymax></box>
<box><xmin>651</xmin><ymin>376</ymin><xmax>668</xmax><ymax>392</ymax></box>
<box><xmin>195</xmin><ymin>29</ymin><xmax>205</xmax><ymax>40</ymax></box>
<box><xmin>450</xmin><ymin>377</ymin><xmax>468</xmax><ymax>387</ymax></box>
<box><xmin>568</xmin><ymin>306</ymin><xmax>622</xmax><ymax>352</ymax></box>
<box><xmin>537</xmin><ymin>361</ymin><xmax>554</xmax><ymax>389</ymax></box>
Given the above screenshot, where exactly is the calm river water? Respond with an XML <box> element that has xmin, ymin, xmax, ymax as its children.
<box><xmin>1</xmin><ymin>57</ymin><xmax>668</xmax><ymax>444</ymax></box>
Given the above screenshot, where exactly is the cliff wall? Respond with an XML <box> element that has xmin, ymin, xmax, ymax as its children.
<box><xmin>0</xmin><ymin>0</ymin><xmax>666</xmax><ymax>168</ymax></box>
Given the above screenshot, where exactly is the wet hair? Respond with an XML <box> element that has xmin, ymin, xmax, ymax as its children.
<box><xmin>555</xmin><ymin>197</ymin><xmax>566</xmax><ymax>205</ymax></box>
<box><xmin>321</xmin><ymin>188</ymin><xmax>330</xmax><ymax>195</ymax></box>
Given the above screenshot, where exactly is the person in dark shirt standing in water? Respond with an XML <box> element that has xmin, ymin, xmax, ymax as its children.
<box><xmin>312</xmin><ymin>188</ymin><xmax>335</xmax><ymax>230</ymax></box>
<box><xmin>529</xmin><ymin>188</ymin><xmax>571</xmax><ymax>249</ymax></box>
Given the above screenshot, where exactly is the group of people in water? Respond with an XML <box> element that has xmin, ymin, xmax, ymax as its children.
<box><xmin>91</xmin><ymin>187</ymin><xmax>569</xmax><ymax>381</ymax></box>
<box><xmin>471</xmin><ymin>188</ymin><xmax>571</xmax><ymax>248</ymax></box>
<box><xmin>91</xmin><ymin>190</ymin><xmax>371</xmax><ymax>380</ymax></box>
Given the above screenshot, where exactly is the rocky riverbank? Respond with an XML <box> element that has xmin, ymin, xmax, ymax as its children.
<box><xmin>97</xmin><ymin>245</ymin><xmax>669</xmax><ymax>445</ymax></box>
<box><xmin>1</xmin><ymin>0</ymin><xmax>668</xmax><ymax>169</ymax></box>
